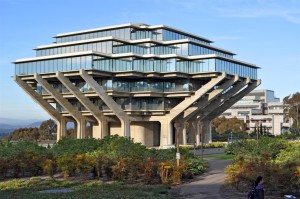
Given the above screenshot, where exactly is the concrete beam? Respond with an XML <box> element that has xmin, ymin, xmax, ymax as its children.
<box><xmin>14</xmin><ymin>76</ymin><xmax>61</xmax><ymax>121</ymax></box>
<box><xmin>196</xmin><ymin>77</ymin><xmax>250</xmax><ymax>120</ymax></box>
<box><xmin>168</xmin><ymin>72</ymin><xmax>226</xmax><ymax>121</ymax></box>
<box><xmin>183</xmin><ymin>75</ymin><xmax>239</xmax><ymax>120</ymax></box>
<box><xmin>79</xmin><ymin>69</ymin><xmax>131</xmax><ymax>137</ymax></box>
<box><xmin>34</xmin><ymin>73</ymin><xmax>88</xmax><ymax>138</ymax></box>
<box><xmin>56</xmin><ymin>71</ymin><xmax>107</xmax><ymax>138</ymax></box>
<box><xmin>206</xmin><ymin>79</ymin><xmax>261</xmax><ymax>120</ymax></box>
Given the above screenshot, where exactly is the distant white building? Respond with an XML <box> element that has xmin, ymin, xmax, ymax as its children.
<box><xmin>221</xmin><ymin>90</ymin><xmax>291</xmax><ymax>135</ymax></box>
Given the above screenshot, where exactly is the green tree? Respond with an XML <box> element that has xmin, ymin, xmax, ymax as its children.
<box><xmin>39</xmin><ymin>119</ymin><xmax>57</xmax><ymax>140</ymax></box>
<box><xmin>3</xmin><ymin>128</ymin><xmax>40</xmax><ymax>141</ymax></box>
<box><xmin>212</xmin><ymin>116</ymin><xmax>246</xmax><ymax>134</ymax></box>
<box><xmin>283</xmin><ymin>92</ymin><xmax>300</xmax><ymax>130</ymax></box>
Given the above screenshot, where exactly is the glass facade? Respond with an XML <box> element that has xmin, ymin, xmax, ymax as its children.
<box><xmin>162</xmin><ymin>29</ymin><xmax>210</xmax><ymax>45</ymax></box>
<box><xmin>16</xmin><ymin>24</ymin><xmax>258</xmax><ymax>79</ymax></box>
<box><xmin>16</xmin><ymin>55</ymin><xmax>92</xmax><ymax>75</ymax></box>
<box><xmin>56</xmin><ymin>28</ymin><xmax>131</xmax><ymax>43</ymax></box>
<box><xmin>16</xmin><ymin>55</ymin><xmax>257</xmax><ymax>79</ymax></box>
<box><xmin>131</xmin><ymin>29</ymin><xmax>162</xmax><ymax>40</ymax></box>
<box><xmin>36</xmin><ymin>41</ymin><xmax>112</xmax><ymax>56</ymax></box>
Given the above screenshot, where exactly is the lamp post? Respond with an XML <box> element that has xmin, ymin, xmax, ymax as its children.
<box><xmin>200</xmin><ymin>124</ymin><xmax>204</xmax><ymax>159</ymax></box>
<box><xmin>192</xmin><ymin>121</ymin><xmax>196</xmax><ymax>156</ymax></box>
<box><xmin>174</xmin><ymin>122</ymin><xmax>182</xmax><ymax>166</ymax></box>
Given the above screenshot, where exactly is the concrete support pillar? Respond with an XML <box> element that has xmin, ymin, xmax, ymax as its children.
<box><xmin>201</xmin><ymin>120</ymin><xmax>211</xmax><ymax>144</ymax></box>
<box><xmin>187</xmin><ymin>121</ymin><xmax>194</xmax><ymax>144</ymax></box>
<box><xmin>75</xmin><ymin>119</ymin><xmax>86</xmax><ymax>139</ymax></box>
<box><xmin>92</xmin><ymin>119</ymin><xmax>108</xmax><ymax>139</ymax></box>
<box><xmin>160</xmin><ymin>120</ymin><xmax>172</xmax><ymax>148</ymax></box>
<box><xmin>196</xmin><ymin>122</ymin><xmax>200</xmax><ymax>146</ymax></box>
<box><xmin>182</xmin><ymin>126</ymin><xmax>187</xmax><ymax>145</ymax></box>
<box><xmin>121</xmin><ymin>119</ymin><xmax>130</xmax><ymax>138</ymax></box>
<box><xmin>101</xmin><ymin>119</ymin><xmax>108</xmax><ymax>138</ymax></box>
<box><xmin>93</xmin><ymin>124</ymin><xmax>102</xmax><ymax>139</ymax></box>
<box><xmin>56</xmin><ymin>117</ymin><xmax>66</xmax><ymax>140</ymax></box>
<box><xmin>129</xmin><ymin>122</ymin><xmax>155</xmax><ymax>147</ymax></box>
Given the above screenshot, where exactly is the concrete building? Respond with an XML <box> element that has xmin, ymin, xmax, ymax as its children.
<box><xmin>13</xmin><ymin>23</ymin><xmax>260</xmax><ymax>147</ymax></box>
<box><xmin>221</xmin><ymin>90</ymin><xmax>291</xmax><ymax>135</ymax></box>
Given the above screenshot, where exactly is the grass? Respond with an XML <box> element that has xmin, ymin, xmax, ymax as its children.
<box><xmin>0</xmin><ymin>178</ymin><xmax>176</xmax><ymax>199</ymax></box>
<box><xmin>204</xmin><ymin>153</ymin><xmax>235</xmax><ymax>160</ymax></box>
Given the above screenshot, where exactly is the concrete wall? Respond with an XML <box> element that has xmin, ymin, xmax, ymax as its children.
<box><xmin>109</xmin><ymin>122</ymin><xmax>122</xmax><ymax>136</ymax></box>
<box><xmin>130</xmin><ymin>122</ymin><xmax>160</xmax><ymax>147</ymax></box>
<box><xmin>107</xmin><ymin>121</ymin><xmax>160</xmax><ymax>147</ymax></box>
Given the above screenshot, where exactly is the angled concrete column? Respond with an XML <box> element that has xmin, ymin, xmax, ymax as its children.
<box><xmin>168</xmin><ymin>73</ymin><xmax>226</xmax><ymax>121</ymax></box>
<box><xmin>14</xmin><ymin>76</ymin><xmax>61</xmax><ymax>122</ymax></box>
<box><xmin>56</xmin><ymin>71</ymin><xmax>106</xmax><ymax>138</ymax></box>
<box><xmin>198</xmin><ymin>78</ymin><xmax>249</xmax><ymax>121</ymax></box>
<box><xmin>205</xmin><ymin>79</ymin><xmax>261</xmax><ymax>120</ymax></box>
<box><xmin>80</xmin><ymin>69</ymin><xmax>131</xmax><ymax>137</ymax></box>
<box><xmin>183</xmin><ymin>75</ymin><xmax>239</xmax><ymax>121</ymax></box>
<box><xmin>34</xmin><ymin>73</ymin><xmax>87</xmax><ymax>138</ymax></box>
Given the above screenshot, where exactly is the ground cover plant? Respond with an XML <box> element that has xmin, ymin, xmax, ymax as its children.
<box><xmin>224</xmin><ymin>137</ymin><xmax>300</xmax><ymax>196</ymax></box>
<box><xmin>0</xmin><ymin>177</ymin><xmax>176</xmax><ymax>199</ymax></box>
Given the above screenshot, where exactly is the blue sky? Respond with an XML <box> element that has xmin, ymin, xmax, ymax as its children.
<box><xmin>0</xmin><ymin>0</ymin><xmax>299</xmax><ymax>120</ymax></box>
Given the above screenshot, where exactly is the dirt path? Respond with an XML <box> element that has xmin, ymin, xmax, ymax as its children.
<box><xmin>175</xmin><ymin>158</ymin><xmax>232</xmax><ymax>199</ymax></box>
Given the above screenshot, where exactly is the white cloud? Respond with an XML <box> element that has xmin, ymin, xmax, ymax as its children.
<box><xmin>214</xmin><ymin>1</ymin><xmax>300</xmax><ymax>25</ymax></box>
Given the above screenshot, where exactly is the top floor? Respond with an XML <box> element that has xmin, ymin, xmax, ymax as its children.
<box><xmin>13</xmin><ymin>23</ymin><xmax>259</xmax><ymax>79</ymax></box>
<box><xmin>53</xmin><ymin>23</ymin><xmax>212</xmax><ymax>45</ymax></box>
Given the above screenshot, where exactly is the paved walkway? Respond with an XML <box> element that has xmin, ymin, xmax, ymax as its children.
<box><xmin>178</xmin><ymin>158</ymin><xmax>232</xmax><ymax>199</ymax></box>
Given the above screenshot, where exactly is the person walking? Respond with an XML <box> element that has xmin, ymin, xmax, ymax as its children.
<box><xmin>254</xmin><ymin>176</ymin><xmax>264</xmax><ymax>199</ymax></box>
<box><xmin>248</xmin><ymin>176</ymin><xmax>264</xmax><ymax>199</ymax></box>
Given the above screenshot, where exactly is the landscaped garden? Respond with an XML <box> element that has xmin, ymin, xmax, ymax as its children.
<box><xmin>0</xmin><ymin>135</ymin><xmax>207</xmax><ymax>198</ymax></box>
<box><xmin>225</xmin><ymin>137</ymin><xmax>300</xmax><ymax>196</ymax></box>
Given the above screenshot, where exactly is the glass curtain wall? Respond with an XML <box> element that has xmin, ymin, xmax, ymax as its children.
<box><xmin>56</xmin><ymin>28</ymin><xmax>131</xmax><ymax>43</ymax></box>
<box><xmin>15</xmin><ymin>55</ymin><xmax>92</xmax><ymax>75</ymax></box>
<box><xmin>162</xmin><ymin>29</ymin><xmax>210</xmax><ymax>45</ymax></box>
<box><xmin>37</xmin><ymin>41</ymin><xmax>112</xmax><ymax>56</ymax></box>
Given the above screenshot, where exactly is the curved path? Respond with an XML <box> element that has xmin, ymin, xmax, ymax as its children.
<box><xmin>178</xmin><ymin>158</ymin><xmax>232</xmax><ymax>199</ymax></box>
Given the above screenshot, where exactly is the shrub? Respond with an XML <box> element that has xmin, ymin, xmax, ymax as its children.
<box><xmin>142</xmin><ymin>157</ymin><xmax>159</xmax><ymax>184</ymax></box>
<box><xmin>158</xmin><ymin>161</ymin><xmax>173</xmax><ymax>184</ymax></box>
<box><xmin>112</xmin><ymin>158</ymin><xmax>128</xmax><ymax>181</ymax></box>
<box><xmin>184</xmin><ymin>157</ymin><xmax>207</xmax><ymax>176</ymax></box>
<box><xmin>0</xmin><ymin>141</ymin><xmax>46</xmax><ymax>178</ymax></box>
<box><xmin>43</xmin><ymin>159</ymin><xmax>57</xmax><ymax>178</ymax></box>
<box><xmin>203</xmin><ymin>142</ymin><xmax>225</xmax><ymax>149</ymax></box>
<box><xmin>225</xmin><ymin>137</ymin><xmax>288</xmax><ymax>158</ymax></box>
<box><xmin>51</xmin><ymin>138</ymin><xmax>101</xmax><ymax>157</ymax></box>
<box><xmin>75</xmin><ymin>154</ymin><xmax>96</xmax><ymax>178</ymax></box>
<box><xmin>98</xmin><ymin>135</ymin><xmax>147</xmax><ymax>161</ymax></box>
<box><xmin>57</xmin><ymin>154</ymin><xmax>77</xmax><ymax>178</ymax></box>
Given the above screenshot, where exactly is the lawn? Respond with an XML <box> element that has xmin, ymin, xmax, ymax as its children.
<box><xmin>204</xmin><ymin>153</ymin><xmax>235</xmax><ymax>160</ymax></box>
<box><xmin>0</xmin><ymin>178</ymin><xmax>177</xmax><ymax>199</ymax></box>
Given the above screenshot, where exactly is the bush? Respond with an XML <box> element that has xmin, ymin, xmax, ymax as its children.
<box><xmin>0</xmin><ymin>141</ymin><xmax>47</xmax><ymax>178</ymax></box>
<box><xmin>184</xmin><ymin>157</ymin><xmax>207</xmax><ymax>176</ymax></box>
<box><xmin>56</xmin><ymin>154</ymin><xmax>77</xmax><ymax>178</ymax></box>
<box><xmin>225</xmin><ymin>139</ymin><xmax>300</xmax><ymax>195</ymax></box>
<box><xmin>51</xmin><ymin>138</ymin><xmax>101</xmax><ymax>157</ymax></box>
<box><xmin>225</xmin><ymin>137</ymin><xmax>288</xmax><ymax>158</ymax></box>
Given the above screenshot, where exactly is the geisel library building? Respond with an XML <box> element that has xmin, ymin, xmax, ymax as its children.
<box><xmin>14</xmin><ymin>23</ymin><xmax>260</xmax><ymax>148</ymax></box>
